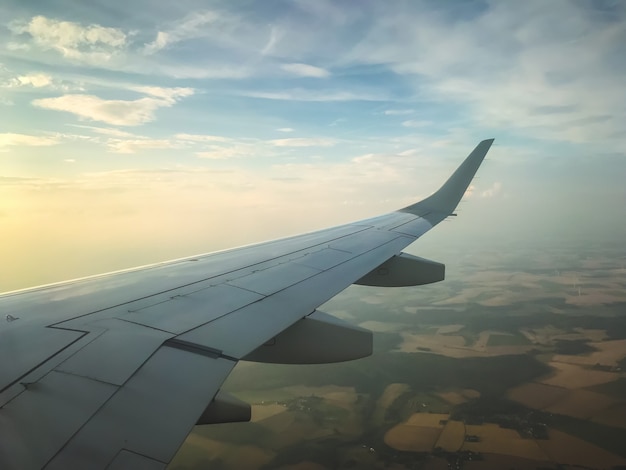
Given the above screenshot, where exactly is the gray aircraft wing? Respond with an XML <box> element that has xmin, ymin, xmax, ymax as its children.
<box><xmin>0</xmin><ymin>139</ymin><xmax>494</xmax><ymax>469</ymax></box>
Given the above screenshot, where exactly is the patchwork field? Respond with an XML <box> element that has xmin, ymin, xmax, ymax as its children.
<box><xmin>461</xmin><ymin>424</ymin><xmax>547</xmax><ymax>460</ymax></box>
<box><xmin>434</xmin><ymin>419</ymin><xmax>465</xmax><ymax>451</ymax></box>
<box><xmin>507</xmin><ymin>382</ymin><xmax>569</xmax><ymax>410</ymax></box>
<box><xmin>384</xmin><ymin>413</ymin><xmax>448</xmax><ymax>452</ymax></box>
<box><xmin>540</xmin><ymin>362</ymin><xmax>619</xmax><ymax>389</ymax></box>
<box><xmin>170</xmin><ymin>249</ymin><xmax>626</xmax><ymax>470</ymax></box>
<box><xmin>552</xmin><ymin>339</ymin><xmax>626</xmax><ymax>367</ymax></box>
<box><xmin>536</xmin><ymin>429</ymin><xmax>626</xmax><ymax>468</ymax></box>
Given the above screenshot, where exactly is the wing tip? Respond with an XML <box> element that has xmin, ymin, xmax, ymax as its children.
<box><xmin>399</xmin><ymin>138</ymin><xmax>495</xmax><ymax>220</ymax></box>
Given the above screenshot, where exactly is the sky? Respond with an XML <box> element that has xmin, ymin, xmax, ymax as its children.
<box><xmin>1</xmin><ymin>0</ymin><xmax>625</xmax><ymax>291</ymax></box>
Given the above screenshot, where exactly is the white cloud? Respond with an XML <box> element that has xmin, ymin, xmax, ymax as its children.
<box><xmin>144</xmin><ymin>32</ymin><xmax>170</xmax><ymax>54</ymax></box>
<box><xmin>32</xmin><ymin>87</ymin><xmax>193</xmax><ymax>126</ymax></box>
<box><xmin>175</xmin><ymin>133</ymin><xmax>231</xmax><ymax>143</ymax></box>
<box><xmin>6</xmin><ymin>42</ymin><xmax>29</xmax><ymax>51</ymax></box>
<box><xmin>196</xmin><ymin>148</ymin><xmax>242</xmax><ymax>159</ymax></box>
<box><xmin>345</xmin><ymin>2</ymin><xmax>626</xmax><ymax>146</ymax></box>
<box><xmin>384</xmin><ymin>109</ymin><xmax>414</xmax><ymax>115</ymax></box>
<box><xmin>107</xmin><ymin>139</ymin><xmax>178</xmax><ymax>154</ymax></box>
<box><xmin>281</xmin><ymin>63</ymin><xmax>330</xmax><ymax>78</ymax></box>
<box><xmin>276</xmin><ymin>128</ymin><xmax>294</xmax><ymax>133</ymax></box>
<box><xmin>130</xmin><ymin>86</ymin><xmax>194</xmax><ymax>102</ymax></box>
<box><xmin>70</xmin><ymin>125</ymin><xmax>139</xmax><ymax>138</ymax></box>
<box><xmin>243</xmin><ymin>88</ymin><xmax>386</xmax><ymax>102</ymax></box>
<box><xmin>11</xmin><ymin>16</ymin><xmax>126</xmax><ymax>63</ymax></box>
<box><xmin>269</xmin><ymin>138</ymin><xmax>336</xmax><ymax>147</ymax></box>
<box><xmin>481</xmin><ymin>182</ymin><xmax>502</xmax><ymax>198</ymax></box>
<box><xmin>144</xmin><ymin>11</ymin><xmax>219</xmax><ymax>54</ymax></box>
<box><xmin>0</xmin><ymin>133</ymin><xmax>59</xmax><ymax>148</ymax></box>
<box><xmin>401</xmin><ymin>120</ymin><xmax>430</xmax><ymax>128</ymax></box>
<box><xmin>195</xmin><ymin>142</ymin><xmax>260</xmax><ymax>159</ymax></box>
<box><xmin>33</xmin><ymin>95</ymin><xmax>162</xmax><ymax>126</ymax></box>
<box><xmin>7</xmin><ymin>73</ymin><xmax>52</xmax><ymax>88</ymax></box>
<box><xmin>261</xmin><ymin>26</ymin><xmax>282</xmax><ymax>55</ymax></box>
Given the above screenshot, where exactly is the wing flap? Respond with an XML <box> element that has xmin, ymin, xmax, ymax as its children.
<box><xmin>176</xmin><ymin>234</ymin><xmax>413</xmax><ymax>359</ymax></box>
<box><xmin>45</xmin><ymin>348</ymin><xmax>235</xmax><ymax>469</ymax></box>
<box><xmin>0</xmin><ymin>371</ymin><xmax>117</xmax><ymax>470</ymax></box>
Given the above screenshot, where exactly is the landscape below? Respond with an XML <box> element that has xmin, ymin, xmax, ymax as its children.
<box><xmin>170</xmin><ymin>242</ymin><xmax>626</xmax><ymax>470</ymax></box>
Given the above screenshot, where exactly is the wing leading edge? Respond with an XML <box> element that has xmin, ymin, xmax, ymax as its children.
<box><xmin>0</xmin><ymin>139</ymin><xmax>494</xmax><ymax>469</ymax></box>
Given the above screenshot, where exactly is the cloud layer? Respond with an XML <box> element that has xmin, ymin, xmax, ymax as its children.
<box><xmin>32</xmin><ymin>87</ymin><xmax>193</xmax><ymax>126</ymax></box>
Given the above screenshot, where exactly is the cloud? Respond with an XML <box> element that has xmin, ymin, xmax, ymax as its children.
<box><xmin>130</xmin><ymin>86</ymin><xmax>194</xmax><ymax>102</ymax></box>
<box><xmin>384</xmin><ymin>109</ymin><xmax>414</xmax><ymax>115</ymax></box>
<box><xmin>194</xmin><ymin>140</ymin><xmax>262</xmax><ymax>159</ymax></box>
<box><xmin>6</xmin><ymin>42</ymin><xmax>29</xmax><ymax>51</ymax></box>
<box><xmin>261</xmin><ymin>26</ymin><xmax>282</xmax><ymax>55</ymax></box>
<box><xmin>276</xmin><ymin>128</ymin><xmax>294</xmax><ymax>133</ymax></box>
<box><xmin>144</xmin><ymin>11</ymin><xmax>219</xmax><ymax>54</ymax></box>
<box><xmin>107</xmin><ymin>139</ymin><xmax>179</xmax><ymax>154</ymax></box>
<box><xmin>481</xmin><ymin>182</ymin><xmax>502</xmax><ymax>198</ymax></box>
<box><xmin>11</xmin><ymin>16</ymin><xmax>126</xmax><ymax>63</ymax></box>
<box><xmin>175</xmin><ymin>133</ymin><xmax>232</xmax><ymax>143</ymax></box>
<box><xmin>32</xmin><ymin>87</ymin><xmax>193</xmax><ymax>126</ymax></box>
<box><xmin>347</xmin><ymin>2</ymin><xmax>626</xmax><ymax>146</ymax></box>
<box><xmin>243</xmin><ymin>88</ymin><xmax>386</xmax><ymax>102</ymax></box>
<box><xmin>0</xmin><ymin>133</ymin><xmax>59</xmax><ymax>148</ymax></box>
<box><xmin>70</xmin><ymin>125</ymin><xmax>138</xmax><ymax>138</ymax></box>
<box><xmin>281</xmin><ymin>63</ymin><xmax>330</xmax><ymax>78</ymax></box>
<box><xmin>269</xmin><ymin>138</ymin><xmax>336</xmax><ymax>147</ymax></box>
<box><xmin>8</xmin><ymin>73</ymin><xmax>52</xmax><ymax>88</ymax></box>
<box><xmin>196</xmin><ymin>148</ymin><xmax>243</xmax><ymax>159</ymax></box>
<box><xmin>401</xmin><ymin>120</ymin><xmax>430</xmax><ymax>128</ymax></box>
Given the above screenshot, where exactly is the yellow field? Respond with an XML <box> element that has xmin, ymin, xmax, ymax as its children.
<box><xmin>358</xmin><ymin>320</ymin><xmax>405</xmax><ymax>332</ymax></box>
<box><xmin>537</xmin><ymin>429</ymin><xmax>626</xmax><ymax>468</ymax></box>
<box><xmin>437</xmin><ymin>388</ymin><xmax>479</xmax><ymax>405</ymax></box>
<box><xmin>508</xmin><ymin>381</ymin><xmax>621</xmax><ymax>420</ymax></box>
<box><xmin>405</xmin><ymin>413</ymin><xmax>448</xmax><ymax>427</ymax></box>
<box><xmin>461</xmin><ymin>424</ymin><xmax>548</xmax><ymax>461</ymax></box>
<box><xmin>434</xmin><ymin>419</ymin><xmax>465</xmax><ymax>451</ymax></box>
<box><xmin>593</xmin><ymin>403</ymin><xmax>626</xmax><ymax>429</ymax></box>
<box><xmin>431</xmin><ymin>266</ymin><xmax>626</xmax><ymax>307</ymax></box>
<box><xmin>172</xmin><ymin>434</ymin><xmax>275</xmax><ymax>470</ymax></box>
<box><xmin>251</xmin><ymin>403</ymin><xmax>287</xmax><ymax>422</ymax></box>
<box><xmin>465</xmin><ymin>453</ymin><xmax>551</xmax><ymax>470</ymax></box>
<box><xmin>384</xmin><ymin>424</ymin><xmax>443</xmax><ymax>452</ymax></box>
<box><xmin>565</xmin><ymin>290</ymin><xmax>626</xmax><ymax>306</ymax></box>
<box><xmin>384</xmin><ymin>413</ymin><xmax>448</xmax><ymax>452</ymax></box>
<box><xmin>397</xmin><ymin>331</ymin><xmax>533</xmax><ymax>358</ymax></box>
<box><xmin>280</xmin><ymin>384</ymin><xmax>356</xmax><ymax>400</ymax></box>
<box><xmin>540</xmin><ymin>361</ymin><xmax>619</xmax><ymax>389</ymax></box>
<box><xmin>397</xmin><ymin>332</ymin><xmax>494</xmax><ymax>358</ymax></box>
<box><xmin>552</xmin><ymin>339</ymin><xmax>626</xmax><ymax>368</ymax></box>
<box><xmin>372</xmin><ymin>383</ymin><xmax>409</xmax><ymax>425</ymax></box>
<box><xmin>522</xmin><ymin>326</ymin><xmax>609</xmax><ymax>345</ymax></box>
<box><xmin>276</xmin><ymin>462</ymin><xmax>327</xmax><ymax>470</ymax></box>
<box><xmin>545</xmin><ymin>389</ymin><xmax>618</xmax><ymax>419</ymax></box>
<box><xmin>436</xmin><ymin>324</ymin><xmax>464</xmax><ymax>334</ymax></box>
<box><xmin>507</xmin><ymin>382</ymin><xmax>569</xmax><ymax>409</ymax></box>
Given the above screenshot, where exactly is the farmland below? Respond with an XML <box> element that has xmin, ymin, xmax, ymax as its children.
<box><xmin>170</xmin><ymin>243</ymin><xmax>626</xmax><ymax>470</ymax></box>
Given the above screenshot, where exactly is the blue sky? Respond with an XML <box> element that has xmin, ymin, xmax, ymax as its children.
<box><xmin>1</xmin><ymin>0</ymin><xmax>625</xmax><ymax>290</ymax></box>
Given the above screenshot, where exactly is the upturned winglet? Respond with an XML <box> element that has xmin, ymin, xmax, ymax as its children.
<box><xmin>400</xmin><ymin>139</ymin><xmax>494</xmax><ymax>224</ymax></box>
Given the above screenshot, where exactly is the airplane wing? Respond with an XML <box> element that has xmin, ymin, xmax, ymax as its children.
<box><xmin>0</xmin><ymin>139</ymin><xmax>494</xmax><ymax>469</ymax></box>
